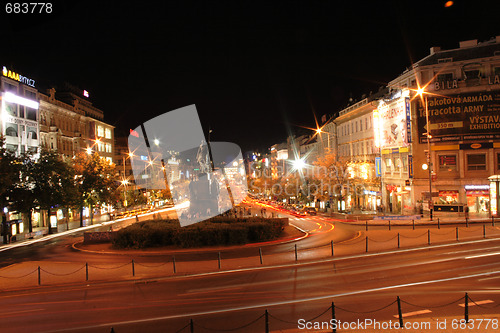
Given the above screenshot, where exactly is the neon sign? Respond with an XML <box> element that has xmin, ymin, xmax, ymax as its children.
<box><xmin>2</xmin><ymin>66</ymin><xmax>35</xmax><ymax>87</ymax></box>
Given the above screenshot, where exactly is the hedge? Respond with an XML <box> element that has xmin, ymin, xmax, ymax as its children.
<box><xmin>112</xmin><ymin>218</ymin><xmax>288</xmax><ymax>249</ymax></box>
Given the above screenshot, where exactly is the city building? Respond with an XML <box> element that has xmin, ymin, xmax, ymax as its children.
<box><xmin>1</xmin><ymin>65</ymin><xmax>39</xmax><ymax>156</ymax></box>
<box><xmin>388</xmin><ymin>36</ymin><xmax>500</xmax><ymax>216</ymax></box>
<box><xmin>334</xmin><ymin>93</ymin><xmax>384</xmax><ymax>213</ymax></box>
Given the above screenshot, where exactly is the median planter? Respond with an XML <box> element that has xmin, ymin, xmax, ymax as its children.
<box><xmin>112</xmin><ymin>218</ymin><xmax>288</xmax><ymax>249</ymax></box>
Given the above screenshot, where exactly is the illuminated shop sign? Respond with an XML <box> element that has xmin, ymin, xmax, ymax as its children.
<box><xmin>464</xmin><ymin>185</ymin><xmax>490</xmax><ymax>190</ymax></box>
<box><xmin>2</xmin><ymin>66</ymin><xmax>35</xmax><ymax>87</ymax></box>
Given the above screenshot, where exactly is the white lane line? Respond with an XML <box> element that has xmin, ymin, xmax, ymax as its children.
<box><xmin>465</xmin><ymin>252</ymin><xmax>500</xmax><ymax>259</ymax></box>
<box><xmin>478</xmin><ymin>276</ymin><xmax>500</xmax><ymax>281</ymax></box>
<box><xmin>394</xmin><ymin>309</ymin><xmax>432</xmax><ymax>318</ymax></box>
<box><xmin>458</xmin><ymin>300</ymin><xmax>494</xmax><ymax>307</ymax></box>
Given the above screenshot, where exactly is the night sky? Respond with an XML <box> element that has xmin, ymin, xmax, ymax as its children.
<box><xmin>1</xmin><ymin>0</ymin><xmax>498</xmax><ymax>153</ymax></box>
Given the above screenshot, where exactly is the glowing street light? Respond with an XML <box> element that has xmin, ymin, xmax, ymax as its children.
<box><xmin>415</xmin><ymin>84</ymin><xmax>434</xmax><ymax>220</ymax></box>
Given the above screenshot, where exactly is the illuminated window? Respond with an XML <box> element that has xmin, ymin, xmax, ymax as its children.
<box><xmin>97</xmin><ymin>125</ymin><xmax>104</xmax><ymax>137</ymax></box>
<box><xmin>105</xmin><ymin>128</ymin><xmax>112</xmax><ymax>139</ymax></box>
<box><xmin>467</xmin><ymin>154</ymin><xmax>486</xmax><ymax>171</ymax></box>
<box><xmin>106</xmin><ymin>143</ymin><xmax>112</xmax><ymax>153</ymax></box>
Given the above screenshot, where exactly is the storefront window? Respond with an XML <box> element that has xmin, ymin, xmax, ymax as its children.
<box><xmin>439</xmin><ymin>155</ymin><xmax>457</xmax><ymax>171</ymax></box>
<box><xmin>466</xmin><ymin>185</ymin><xmax>490</xmax><ymax>213</ymax></box>
<box><xmin>438</xmin><ymin>190</ymin><xmax>458</xmax><ymax>204</ymax></box>
<box><xmin>467</xmin><ymin>154</ymin><xmax>486</xmax><ymax>171</ymax></box>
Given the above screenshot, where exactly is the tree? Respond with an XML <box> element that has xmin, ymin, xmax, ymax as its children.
<box><xmin>73</xmin><ymin>152</ymin><xmax>118</xmax><ymax>225</ymax></box>
<box><xmin>0</xmin><ymin>138</ymin><xmax>23</xmax><ymax>242</ymax></box>
<box><xmin>313</xmin><ymin>152</ymin><xmax>350</xmax><ymax>211</ymax></box>
<box><xmin>31</xmin><ymin>149</ymin><xmax>77</xmax><ymax>233</ymax></box>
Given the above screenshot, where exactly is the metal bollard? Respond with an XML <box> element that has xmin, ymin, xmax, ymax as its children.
<box><xmin>259</xmin><ymin>248</ymin><xmax>263</xmax><ymax>265</ymax></box>
<box><xmin>265</xmin><ymin>309</ymin><xmax>269</xmax><ymax>333</ymax></box>
<box><xmin>38</xmin><ymin>266</ymin><xmax>41</xmax><ymax>285</ymax></box>
<box><xmin>295</xmin><ymin>244</ymin><xmax>298</xmax><ymax>262</ymax></box>
<box><xmin>438</xmin><ymin>218</ymin><xmax>440</xmax><ymax>229</ymax></box>
<box><xmin>331</xmin><ymin>240</ymin><xmax>334</xmax><ymax>257</ymax></box>
<box><xmin>397</xmin><ymin>296</ymin><xmax>404</xmax><ymax>328</ymax></box>
<box><xmin>397</xmin><ymin>233</ymin><xmax>400</xmax><ymax>249</ymax></box>
<box><xmin>428</xmin><ymin>229</ymin><xmax>431</xmax><ymax>245</ymax></box>
<box><xmin>86</xmin><ymin>262</ymin><xmax>89</xmax><ymax>281</ymax></box>
<box><xmin>412</xmin><ymin>219</ymin><xmax>415</xmax><ymax>230</ymax></box>
<box><xmin>132</xmin><ymin>260</ymin><xmax>135</xmax><ymax>276</ymax></box>
<box><xmin>464</xmin><ymin>292</ymin><xmax>469</xmax><ymax>323</ymax></box>
<box><xmin>173</xmin><ymin>256</ymin><xmax>176</xmax><ymax>274</ymax></box>
<box><xmin>332</xmin><ymin>302</ymin><xmax>336</xmax><ymax>333</ymax></box>
<box><xmin>365</xmin><ymin>236</ymin><xmax>368</xmax><ymax>252</ymax></box>
<box><xmin>388</xmin><ymin>220</ymin><xmax>391</xmax><ymax>231</ymax></box>
<box><xmin>218</xmin><ymin>252</ymin><xmax>221</xmax><ymax>270</ymax></box>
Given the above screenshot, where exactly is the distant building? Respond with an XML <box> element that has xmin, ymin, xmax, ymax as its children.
<box><xmin>38</xmin><ymin>86</ymin><xmax>114</xmax><ymax>162</ymax></box>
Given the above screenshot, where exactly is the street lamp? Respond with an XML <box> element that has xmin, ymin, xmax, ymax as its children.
<box><xmin>416</xmin><ymin>86</ymin><xmax>434</xmax><ymax>221</ymax></box>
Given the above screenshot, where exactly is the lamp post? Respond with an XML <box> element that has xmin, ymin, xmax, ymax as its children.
<box><xmin>417</xmin><ymin>87</ymin><xmax>433</xmax><ymax>221</ymax></box>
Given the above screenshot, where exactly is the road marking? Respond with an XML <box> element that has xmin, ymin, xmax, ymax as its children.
<box><xmin>393</xmin><ymin>309</ymin><xmax>431</xmax><ymax>318</ymax></box>
<box><xmin>458</xmin><ymin>300</ymin><xmax>494</xmax><ymax>307</ymax></box>
<box><xmin>465</xmin><ymin>252</ymin><xmax>500</xmax><ymax>259</ymax></box>
<box><xmin>478</xmin><ymin>275</ymin><xmax>500</xmax><ymax>281</ymax></box>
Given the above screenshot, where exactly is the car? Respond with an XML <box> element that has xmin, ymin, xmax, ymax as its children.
<box><xmin>301</xmin><ymin>207</ymin><xmax>317</xmax><ymax>216</ymax></box>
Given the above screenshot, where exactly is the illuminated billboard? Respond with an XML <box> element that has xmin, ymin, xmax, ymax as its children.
<box><xmin>374</xmin><ymin>96</ymin><xmax>410</xmax><ymax>148</ymax></box>
<box><xmin>417</xmin><ymin>90</ymin><xmax>500</xmax><ymax>143</ymax></box>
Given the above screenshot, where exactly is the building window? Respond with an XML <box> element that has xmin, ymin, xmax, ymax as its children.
<box><xmin>26</xmin><ymin>107</ymin><xmax>37</xmax><ymax>121</ymax></box>
<box><xmin>105</xmin><ymin>128</ymin><xmax>112</xmax><ymax>139</ymax></box>
<box><xmin>439</xmin><ymin>155</ymin><xmax>457</xmax><ymax>171</ymax></box>
<box><xmin>97</xmin><ymin>125</ymin><xmax>104</xmax><ymax>137</ymax></box>
<box><xmin>106</xmin><ymin>143</ymin><xmax>112</xmax><ymax>153</ymax></box>
<box><xmin>464</xmin><ymin>69</ymin><xmax>480</xmax><ymax>80</ymax></box>
<box><xmin>467</xmin><ymin>154</ymin><xmax>486</xmax><ymax>171</ymax></box>
<box><xmin>6</xmin><ymin>123</ymin><xmax>18</xmax><ymax>137</ymax></box>
<box><xmin>437</xmin><ymin>73</ymin><xmax>453</xmax><ymax>82</ymax></box>
<box><xmin>385</xmin><ymin>158</ymin><xmax>392</xmax><ymax>173</ymax></box>
<box><xmin>4</xmin><ymin>102</ymin><xmax>17</xmax><ymax>117</ymax></box>
<box><xmin>394</xmin><ymin>157</ymin><xmax>401</xmax><ymax>172</ymax></box>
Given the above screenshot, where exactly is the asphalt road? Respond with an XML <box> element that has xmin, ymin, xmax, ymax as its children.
<box><xmin>1</xmin><ymin>238</ymin><xmax>499</xmax><ymax>332</ymax></box>
<box><xmin>1</xmin><ymin>203</ymin><xmax>500</xmax><ymax>332</ymax></box>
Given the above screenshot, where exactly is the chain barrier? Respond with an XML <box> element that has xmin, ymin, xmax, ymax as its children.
<box><xmin>268</xmin><ymin>312</ymin><xmax>297</xmax><ymax>325</ymax></box>
<box><xmin>468</xmin><ymin>295</ymin><xmax>500</xmax><ymax>309</ymax></box>
<box><xmin>135</xmin><ymin>262</ymin><xmax>170</xmax><ymax>268</ymax></box>
<box><xmin>431</xmin><ymin>229</ymin><xmax>457</xmax><ymax>236</ymax></box>
<box><xmin>368</xmin><ymin>235</ymin><xmax>398</xmax><ymax>243</ymax></box>
<box><xmin>174</xmin><ymin>322</ymin><xmax>191</xmax><ymax>333</ymax></box>
<box><xmin>39</xmin><ymin>265</ymin><xmax>86</xmax><ymax>276</ymax></box>
<box><xmin>193</xmin><ymin>313</ymin><xmax>265</xmax><ymax>331</ymax></box>
<box><xmin>401</xmin><ymin>296</ymin><xmax>465</xmax><ymax>309</ymax></box>
<box><xmin>88</xmin><ymin>262</ymin><xmax>131</xmax><ymax>270</ymax></box>
<box><xmin>400</xmin><ymin>231</ymin><xmax>429</xmax><ymax>239</ymax></box>
<box><xmin>0</xmin><ymin>267</ymin><xmax>38</xmax><ymax>279</ymax></box>
<box><xmin>335</xmin><ymin>299</ymin><xmax>397</xmax><ymax>314</ymax></box>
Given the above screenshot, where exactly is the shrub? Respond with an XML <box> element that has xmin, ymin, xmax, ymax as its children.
<box><xmin>112</xmin><ymin>218</ymin><xmax>287</xmax><ymax>249</ymax></box>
